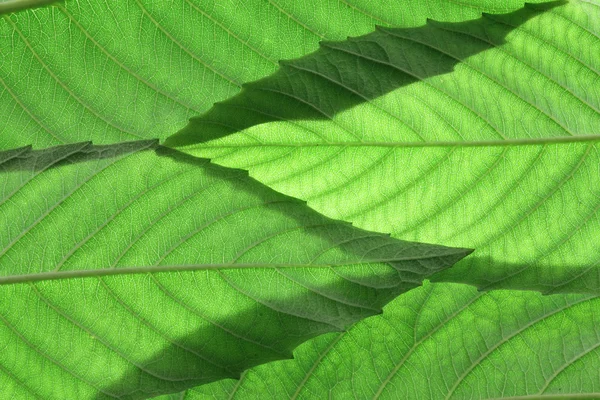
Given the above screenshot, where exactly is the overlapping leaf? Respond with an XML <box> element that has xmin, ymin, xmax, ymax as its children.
<box><xmin>160</xmin><ymin>0</ymin><xmax>600</xmax><ymax>398</ymax></box>
<box><xmin>0</xmin><ymin>141</ymin><xmax>467</xmax><ymax>399</ymax></box>
<box><xmin>0</xmin><ymin>0</ymin><xmax>548</xmax><ymax>149</ymax></box>
<box><xmin>170</xmin><ymin>0</ymin><xmax>600</xmax><ymax>295</ymax></box>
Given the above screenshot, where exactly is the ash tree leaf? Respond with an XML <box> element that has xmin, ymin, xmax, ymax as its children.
<box><xmin>168</xmin><ymin>0</ymin><xmax>600</xmax><ymax>295</ymax></box>
<box><xmin>0</xmin><ymin>140</ymin><xmax>468</xmax><ymax>399</ymax></box>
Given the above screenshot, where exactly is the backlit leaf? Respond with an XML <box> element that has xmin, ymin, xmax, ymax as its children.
<box><xmin>3</xmin><ymin>0</ymin><xmax>599</xmax><ymax>398</ymax></box>
<box><xmin>170</xmin><ymin>0</ymin><xmax>600</xmax><ymax>295</ymax></box>
<box><xmin>0</xmin><ymin>141</ymin><xmax>467</xmax><ymax>398</ymax></box>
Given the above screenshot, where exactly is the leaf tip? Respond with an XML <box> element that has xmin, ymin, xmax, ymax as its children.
<box><xmin>143</xmin><ymin>139</ymin><xmax>160</xmax><ymax>150</ymax></box>
<box><xmin>424</xmin><ymin>17</ymin><xmax>443</xmax><ymax>27</ymax></box>
<box><xmin>541</xmin><ymin>288</ymin><xmax>559</xmax><ymax>296</ymax></box>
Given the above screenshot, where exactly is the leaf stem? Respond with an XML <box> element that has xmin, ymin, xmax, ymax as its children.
<box><xmin>0</xmin><ymin>0</ymin><xmax>60</xmax><ymax>15</ymax></box>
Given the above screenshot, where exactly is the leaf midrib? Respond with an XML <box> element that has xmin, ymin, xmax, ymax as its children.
<box><xmin>192</xmin><ymin>134</ymin><xmax>600</xmax><ymax>149</ymax></box>
<box><xmin>0</xmin><ymin>250</ymin><xmax>467</xmax><ymax>285</ymax></box>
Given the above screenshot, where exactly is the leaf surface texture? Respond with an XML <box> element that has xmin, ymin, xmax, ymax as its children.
<box><xmin>2</xmin><ymin>0</ymin><xmax>599</xmax><ymax>399</ymax></box>
<box><xmin>0</xmin><ymin>0</ymin><xmax>549</xmax><ymax>148</ymax></box>
<box><xmin>178</xmin><ymin>282</ymin><xmax>600</xmax><ymax>399</ymax></box>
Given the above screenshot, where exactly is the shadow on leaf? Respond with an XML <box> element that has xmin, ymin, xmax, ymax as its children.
<box><xmin>91</xmin><ymin>275</ymin><xmax>413</xmax><ymax>399</ymax></box>
<box><xmin>164</xmin><ymin>1</ymin><xmax>565</xmax><ymax>147</ymax></box>
<box><xmin>432</xmin><ymin>255</ymin><xmax>600</xmax><ymax>296</ymax></box>
<box><xmin>0</xmin><ymin>140</ymin><xmax>157</xmax><ymax>172</ymax></box>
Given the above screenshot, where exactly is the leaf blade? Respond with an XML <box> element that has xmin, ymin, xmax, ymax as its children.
<box><xmin>0</xmin><ymin>0</ymin><xmax>552</xmax><ymax>149</ymax></box>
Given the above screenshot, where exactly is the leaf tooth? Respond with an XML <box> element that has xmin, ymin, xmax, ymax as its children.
<box><xmin>318</xmin><ymin>39</ymin><xmax>342</xmax><ymax>49</ymax></box>
<box><xmin>281</xmin><ymin>351</ymin><xmax>295</xmax><ymax>361</ymax></box>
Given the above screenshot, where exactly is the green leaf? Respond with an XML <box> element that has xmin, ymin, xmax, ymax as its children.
<box><xmin>158</xmin><ymin>1</ymin><xmax>600</xmax><ymax>398</ymax></box>
<box><xmin>180</xmin><ymin>282</ymin><xmax>600</xmax><ymax>399</ymax></box>
<box><xmin>168</xmin><ymin>0</ymin><xmax>600</xmax><ymax>295</ymax></box>
<box><xmin>0</xmin><ymin>140</ymin><xmax>467</xmax><ymax>398</ymax></box>
<box><xmin>0</xmin><ymin>0</ymin><xmax>549</xmax><ymax>149</ymax></box>
<box><xmin>165</xmin><ymin>1</ymin><xmax>566</xmax><ymax>147</ymax></box>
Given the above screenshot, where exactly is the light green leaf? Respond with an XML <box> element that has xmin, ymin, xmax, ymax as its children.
<box><xmin>165</xmin><ymin>2</ymin><xmax>568</xmax><ymax>147</ymax></box>
<box><xmin>0</xmin><ymin>141</ymin><xmax>467</xmax><ymax>398</ymax></box>
<box><xmin>169</xmin><ymin>0</ymin><xmax>600</xmax><ymax>295</ymax></box>
<box><xmin>159</xmin><ymin>0</ymin><xmax>600</xmax><ymax>398</ymax></box>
